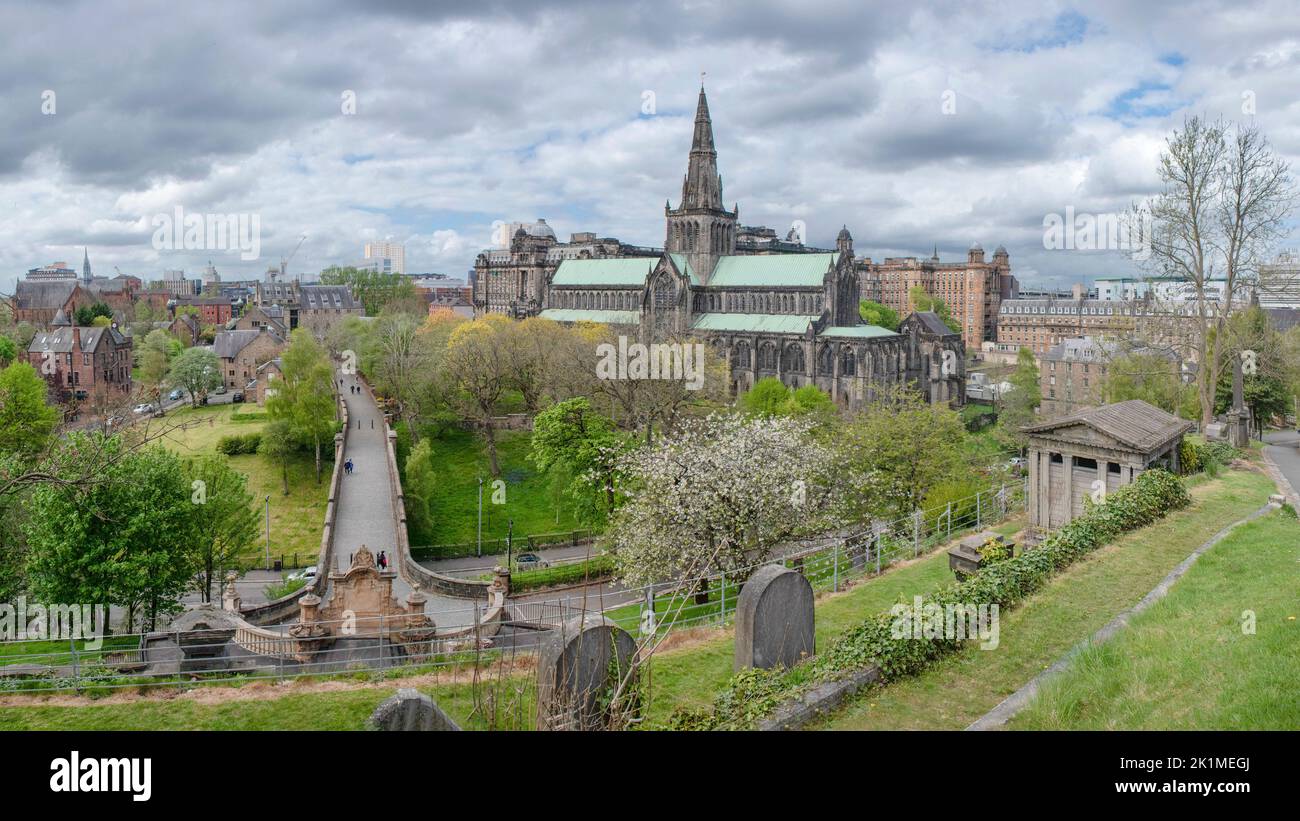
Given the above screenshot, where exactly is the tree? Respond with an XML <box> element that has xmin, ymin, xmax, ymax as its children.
<box><xmin>372</xmin><ymin>312</ymin><xmax>430</xmax><ymax>443</ymax></box>
<box><xmin>183</xmin><ymin>454</ymin><xmax>260</xmax><ymax>602</ymax></box>
<box><xmin>0</xmin><ymin>335</ymin><xmax>17</xmax><ymax>368</ymax></box>
<box><xmin>168</xmin><ymin>347</ymin><xmax>222</xmax><ymax>407</ymax></box>
<box><xmin>24</xmin><ymin>439</ymin><xmax>200</xmax><ymax>632</ymax></box>
<box><xmin>320</xmin><ymin>265</ymin><xmax>416</xmax><ymax>316</ymax></box>
<box><xmin>137</xmin><ymin>329</ymin><xmax>181</xmax><ymax>405</ymax></box>
<box><xmin>404</xmin><ymin>439</ymin><xmax>437</xmax><ymax>544</ymax></box>
<box><xmin>530</xmin><ymin>397</ymin><xmax>627</xmax><ymax>526</ymax></box>
<box><xmin>996</xmin><ymin>347</ymin><xmax>1041</xmax><ymax>452</ymax></box>
<box><xmin>74</xmin><ymin>302</ymin><xmax>113</xmax><ymax>327</ymax></box>
<box><xmin>1141</xmin><ymin>116</ymin><xmax>1295</xmax><ymax>428</ymax></box>
<box><xmin>608</xmin><ymin>414</ymin><xmax>840</xmax><ymax>592</ymax></box>
<box><xmin>267</xmin><ymin>329</ymin><xmax>336</xmax><ymax>482</ymax></box>
<box><xmin>908</xmin><ymin>286</ymin><xmax>961</xmax><ymax>333</ymax></box>
<box><xmin>443</xmin><ymin>316</ymin><xmax>513</xmax><ymax>475</ymax></box>
<box><xmin>0</xmin><ymin>362</ymin><xmax>60</xmax><ymax>458</ymax></box>
<box><xmin>738</xmin><ymin>377</ymin><xmax>791</xmax><ymax>418</ymax></box>
<box><xmin>1101</xmin><ymin>351</ymin><xmax>1196</xmax><ymax>418</ymax></box>
<box><xmin>259</xmin><ymin>420</ymin><xmax>296</xmax><ymax>496</ymax></box>
<box><xmin>858</xmin><ymin>300</ymin><xmax>900</xmax><ymax>331</ymax></box>
<box><xmin>841</xmin><ymin>385</ymin><xmax>966</xmax><ymax>521</ymax></box>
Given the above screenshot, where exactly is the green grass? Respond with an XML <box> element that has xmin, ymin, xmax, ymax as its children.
<box><xmin>510</xmin><ymin>554</ymin><xmax>615</xmax><ymax>592</ymax></box>
<box><xmin>636</xmin><ymin>516</ymin><xmax>1028</xmax><ymax>726</ymax></box>
<box><xmin>1011</xmin><ymin>510</ymin><xmax>1300</xmax><ymax>729</ymax></box>
<box><xmin>0</xmin><ymin>681</ymin><xmax>491</xmax><ymax>730</ymax></box>
<box><xmin>0</xmin><ymin>636</ymin><xmax>139</xmax><ymax>668</ymax></box>
<box><xmin>408</xmin><ymin>427</ymin><xmax>581</xmax><ymax>546</ymax></box>
<box><xmin>817</xmin><ymin>467</ymin><xmax>1276</xmax><ymax>730</ymax></box>
<box><xmin>157</xmin><ymin>404</ymin><xmax>328</xmax><ymax>565</ymax></box>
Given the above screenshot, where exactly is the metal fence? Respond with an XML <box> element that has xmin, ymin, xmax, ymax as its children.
<box><xmin>0</xmin><ymin>479</ymin><xmax>1026</xmax><ymax>693</ymax></box>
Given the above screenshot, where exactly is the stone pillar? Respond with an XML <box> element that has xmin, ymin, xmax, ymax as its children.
<box><xmin>1027</xmin><ymin>446</ymin><xmax>1040</xmax><ymax>530</ymax></box>
<box><xmin>222</xmin><ymin>571</ymin><xmax>241</xmax><ymax>612</ymax></box>
<box><xmin>1038</xmin><ymin>449</ymin><xmax>1052</xmax><ymax>530</ymax></box>
<box><xmin>1064</xmin><ymin>453</ymin><xmax>1075</xmax><ymax>525</ymax></box>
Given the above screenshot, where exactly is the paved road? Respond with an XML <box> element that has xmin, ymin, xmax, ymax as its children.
<box><xmin>329</xmin><ymin>372</ymin><xmax>478</xmax><ymax>629</ymax></box>
<box><xmin>1262</xmin><ymin>429</ymin><xmax>1300</xmax><ymax>499</ymax></box>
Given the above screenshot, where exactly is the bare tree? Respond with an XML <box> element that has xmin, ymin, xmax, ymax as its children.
<box><xmin>1141</xmin><ymin>116</ymin><xmax>1294</xmax><ymax>428</ymax></box>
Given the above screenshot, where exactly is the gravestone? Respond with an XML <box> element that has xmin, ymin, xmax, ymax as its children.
<box><xmin>734</xmin><ymin>564</ymin><xmax>815</xmax><ymax>672</ymax></box>
<box><xmin>367</xmin><ymin>688</ymin><xmax>461</xmax><ymax>731</ymax></box>
<box><xmin>537</xmin><ymin>614</ymin><xmax>638</xmax><ymax>731</ymax></box>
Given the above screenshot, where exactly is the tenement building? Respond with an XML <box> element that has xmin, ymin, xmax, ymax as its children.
<box><xmin>857</xmin><ymin>245</ymin><xmax>1019</xmax><ymax>350</ymax></box>
<box><xmin>531</xmin><ymin>87</ymin><xmax>965</xmax><ymax>408</ymax></box>
<box><xmin>997</xmin><ymin>285</ymin><xmax>1210</xmax><ymax>359</ymax></box>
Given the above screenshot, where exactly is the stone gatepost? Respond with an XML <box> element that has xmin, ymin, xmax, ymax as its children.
<box><xmin>537</xmin><ymin>615</ymin><xmax>638</xmax><ymax>731</ymax></box>
<box><xmin>490</xmin><ymin>566</ymin><xmax>510</xmax><ymax>597</ymax></box>
<box><xmin>734</xmin><ymin>564</ymin><xmax>815</xmax><ymax>672</ymax></box>
<box><xmin>221</xmin><ymin>571</ymin><xmax>241</xmax><ymax>612</ymax></box>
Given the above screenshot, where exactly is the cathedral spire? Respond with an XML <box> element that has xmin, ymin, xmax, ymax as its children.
<box><xmin>680</xmin><ymin>86</ymin><xmax>722</xmax><ymax>210</ymax></box>
<box><xmin>82</xmin><ymin>247</ymin><xmax>92</xmax><ymax>283</ymax></box>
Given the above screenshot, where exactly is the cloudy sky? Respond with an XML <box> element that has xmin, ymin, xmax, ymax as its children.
<box><xmin>3</xmin><ymin>0</ymin><xmax>1299</xmax><ymax>293</ymax></box>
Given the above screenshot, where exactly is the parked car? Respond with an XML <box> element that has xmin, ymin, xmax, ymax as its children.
<box><xmin>214</xmin><ymin>385</ymin><xmax>227</xmax><ymax>395</ymax></box>
<box><xmin>232</xmin><ymin>391</ymin><xmax>245</xmax><ymax>403</ymax></box>
<box><xmin>168</xmin><ymin>388</ymin><xmax>185</xmax><ymax>401</ymax></box>
<box><xmin>1006</xmin><ymin>457</ymin><xmax>1027</xmax><ymax>474</ymax></box>
<box><xmin>132</xmin><ymin>403</ymin><xmax>155</xmax><ymax>415</ymax></box>
<box><xmin>515</xmin><ymin>552</ymin><xmax>550</xmax><ymax>571</ymax></box>
<box><xmin>289</xmin><ymin>566</ymin><xmax>317</xmax><ymax>582</ymax></box>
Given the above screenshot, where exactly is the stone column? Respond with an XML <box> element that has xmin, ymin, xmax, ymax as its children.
<box><xmin>1063</xmin><ymin>453</ymin><xmax>1075</xmax><ymax>525</ymax></box>
<box><xmin>1027</xmin><ymin>446</ymin><xmax>1040</xmax><ymax>530</ymax></box>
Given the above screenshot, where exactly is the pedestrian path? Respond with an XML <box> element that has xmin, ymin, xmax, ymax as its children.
<box><xmin>327</xmin><ymin>371</ymin><xmax>478</xmax><ymax>628</ymax></box>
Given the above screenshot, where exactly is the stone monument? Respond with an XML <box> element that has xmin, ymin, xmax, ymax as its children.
<box><xmin>536</xmin><ymin>614</ymin><xmax>638</xmax><ymax>731</ymax></box>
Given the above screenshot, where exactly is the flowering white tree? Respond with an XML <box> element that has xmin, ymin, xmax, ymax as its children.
<box><xmin>608</xmin><ymin>413</ymin><xmax>841</xmax><ymax>589</ymax></box>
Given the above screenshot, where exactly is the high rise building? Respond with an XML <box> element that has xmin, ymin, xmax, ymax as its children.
<box><xmin>363</xmin><ymin>241</ymin><xmax>405</xmax><ymax>275</ymax></box>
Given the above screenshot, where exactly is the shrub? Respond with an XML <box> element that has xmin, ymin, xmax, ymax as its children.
<box><xmin>216</xmin><ymin>432</ymin><xmax>263</xmax><ymax>455</ymax></box>
<box><xmin>675</xmin><ymin>469</ymin><xmax>1191</xmax><ymax>730</ymax></box>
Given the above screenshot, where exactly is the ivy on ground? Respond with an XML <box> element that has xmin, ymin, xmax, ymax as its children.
<box><xmin>670</xmin><ymin>469</ymin><xmax>1191</xmax><ymax>730</ymax></box>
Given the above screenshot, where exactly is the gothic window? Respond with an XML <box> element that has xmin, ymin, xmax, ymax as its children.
<box><xmin>818</xmin><ymin>344</ymin><xmax>833</xmax><ymax>374</ymax></box>
<box><xmin>732</xmin><ymin>339</ymin><xmax>751</xmax><ymax>369</ymax></box>
<box><xmin>840</xmin><ymin>346</ymin><xmax>857</xmax><ymax>376</ymax></box>
<box><xmin>758</xmin><ymin>341</ymin><xmax>778</xmax><ymax>371</ymax></box>
<box><xmin>782</xmin><ymin>343</ymin><xmax>805</xmax><ymax>373</ymax></box>
<box><xmin>652</xmin><ymin>273</ymin><xmax>676</xmax><ymax>335</ymax></box>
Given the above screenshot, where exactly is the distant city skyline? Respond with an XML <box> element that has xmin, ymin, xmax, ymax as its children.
<box><xmin>2</xmin><ymin>0</ymin><xmax>1298</xmax><ymax>294</ymax></box>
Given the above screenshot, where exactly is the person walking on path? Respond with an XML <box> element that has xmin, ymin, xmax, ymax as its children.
<box><xmin>344</xmin><ymin>458</ymin><xmax>353</xmax><ymax>475</ymax></box>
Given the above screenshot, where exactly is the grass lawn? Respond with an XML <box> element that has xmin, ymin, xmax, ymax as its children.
<box><xmin>816</xmin><ymin>466</ymin><xmax>1276</xmax><ymax>730</ymax></box>
<box><xmin>1011</xmin><ymin>510</ymin><xmax>1300</xmax><ymax>729</ymax></box>
<box><xmin>0</xmin><ymin>636</ymin><xmax>140</xmax><ymax>668</ymax></box>
<box><xmin>409</xmin><ymin>427</ymin><xmax>581</xmax><ymax>547</ymax></box>
<box><xmin>0</xmin><ymin>678</ymin><xmax>493</xmax><ymax>730</ymax></box>
<box><xmin>636</xmin><ymin>515</ymin><xmax>1027</xmax><ymax>726</ymax></box>
<box><xmin>156</xmin><ymin>404</ymin><xmax>328</xmax><ymax>566</ymax></box>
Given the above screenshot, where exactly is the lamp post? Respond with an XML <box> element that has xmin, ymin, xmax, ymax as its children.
<box><xmin>477</xmin><ymin>477</ymin><xmax>483</xmax><ymax>558</ymax></box>
<box><xmin>264</xmin><ymin>495</ymin><xmax>271</xmax><ymax>570</ymax></box>
<box><xmin>506</xmin><ymin>519</ymin><xmax>514</xmax><ymax>573</ymax></box>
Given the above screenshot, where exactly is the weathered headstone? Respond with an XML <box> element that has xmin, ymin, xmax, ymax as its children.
<box><xmin>537</xmin><ymin>614</ymin><xmax>638</xmax><ymax>731</ymax></box>
<box><xmin>367</xmin><ymin>688</ymin><xmax>460</xmax><ymax>731</ymax></box>
<box><xmin>734</xmin><ymin>564</ymin><xmax>815</xmax><ymax>672</ymax></box>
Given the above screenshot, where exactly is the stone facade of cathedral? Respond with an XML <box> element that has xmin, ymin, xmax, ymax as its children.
<box><xmin>495</xmin><ymin>87</ymin><xmax>966</xmax><ymax>408</ymax></box>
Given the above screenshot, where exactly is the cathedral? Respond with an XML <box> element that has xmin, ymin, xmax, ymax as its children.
<box><xmin>507</xmin><ymin>86</ymin><xmax>965</xmax><ymax>408</ymax></box>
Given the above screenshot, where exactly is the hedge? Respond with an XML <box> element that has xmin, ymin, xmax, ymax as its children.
<box><xmin>216</xmin><ymin>432</ymin><xmax>263</xmax><ymax>455</ymax></box>
<box><xmin>671</xmin><ymin>468</ymin><xmax>1191</xmax><ymax>730</ymax></box>
<box><xmin>510</xmin><ymin>554</ymin><xmax>615</xmax><ymax>592</ymax></box>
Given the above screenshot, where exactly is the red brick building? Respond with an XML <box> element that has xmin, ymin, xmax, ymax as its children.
<box><xmin>26</xmin><ymin>321</ymin><xmax>133</xmax><ymax>399</ymax></box>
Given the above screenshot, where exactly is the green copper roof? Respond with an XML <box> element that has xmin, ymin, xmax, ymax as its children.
<box><xmin>820</xmin><ymin>325</ymin><xmax>899</xmax><ymax>339</ymax></box>
<box><xmin>691</xmin><ymin>313</ymin><xmax>817</xmax><ymax>334</ymax></box>
<box><xmin>707</xmin><ymin>253</ymin><xmax>837</xmax><ymax>288</ymax></box>
<box><xmin>538</xmin><ymin>308</ymin><xmax>640</xmax><ymax>325</ymax></box>
<box><xmin>551</xmin><ymin>258</ymin><xmax>654</xmax><ymax>287</ymax></box>
<box><xmin>667</xmin><ymin>253</ymin><xmax>700</xmax><ymax>285</ymax></box>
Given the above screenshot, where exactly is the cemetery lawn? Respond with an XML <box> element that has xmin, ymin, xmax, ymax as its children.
<box><xmin>637</xmin><ymin>516</ymin><xmax>1025</xmax><ymax>726</ymax></box>
<box><xmin>0</xmin><ymin>679</ymin><xmax>491</xmax><ymax>730</ymax></box>
<box><xmin>403</xmin><ymin>427</ymin><xmax>582</xmax><ymax>547</ymax></box>
<box><xmin>1010</xmin><ymin>509</ymin><xmax>1300</xmax><ymax>729</ymax></box>
<box><xmin>157</xmin><ymin>404</ymin><xmax>328</xmax><ymax>566</ymax></box>
<box><xmin>816</xmin><ymin>466</ymin><xmax>1276</xmax><ymax>730</ymax></box>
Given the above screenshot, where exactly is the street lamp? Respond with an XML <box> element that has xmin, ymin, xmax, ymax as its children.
<box><xmin>264</xmin><ymin>495</ymin><xmax>271</xmax><ymax>570</ymax></box>
<box><xmin>476</xmin><ymin>477</ymin><xmax>483</xmax><ymax>558</ymax></box>
<box><xmin>506</xmin><ymin>519</ymin><xmax>514</xmax><ymax>573</ymax></box>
